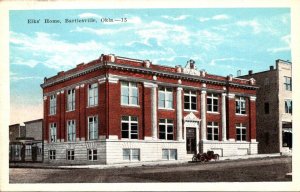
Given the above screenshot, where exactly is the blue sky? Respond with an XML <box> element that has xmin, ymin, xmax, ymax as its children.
<box><xmin>9</xmin><ymin>8</ymin><xmax>291</xmax><ymax>124</ymax></box>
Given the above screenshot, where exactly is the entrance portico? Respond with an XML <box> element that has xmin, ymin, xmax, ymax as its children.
<box><xmin>184</xmin><ymin>112</ymin><xmax>201</xmax><ymax>154</ymax></box>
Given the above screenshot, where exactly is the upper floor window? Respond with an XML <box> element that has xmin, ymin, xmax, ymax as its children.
<box><xmin>67</xmin><ymin>120</ymin><xmax>76</xmax><ymax>142</ymax></box>
<box><xmin>121</xmin><ymin>82</ymin><xmax>138</xmax><ymax>106</ymax></box>
<box><xmin>121</xmin><ymin>116</ymin><xmax>138</xmax><ymax>139</ymax></box>
<box><xmin>67</xmin><ymin>89</ymin><xmax>75</xmax><ymax>111</ymax></box>
<box><xmin>50</xmin><ymin>123</ymin><xmax>57</xmax><ymax>143</ymax></box>
<box><xmin>49</xmin><ymin>94</ymin><xmax>57</xmax><ymax>115</ymax></box>
<box><xmin>88</xmin><ymin>83</ymin><xmax>98</xmax><ymax>107</ymax></box>
<box><xmin>207</xmin><ymin>93</ymin><xmax>219</xmax><ymax>113</ymax></box>
<box><xmin>236</xmin><ymin>123</ymin><xmax>246</xmax><ymax>141</ymax></box>
<box><xmin>236</xmin><ymin>97</ymin><xmax>246</xmax><ymax>115</ymax></box>
<box><xmin>207</xmin><ymin>122</ymin><xmax>219</xmax><ymax>141</ymax></box>
<box><xmin>159</xmin><ymin>119</ymin><xmax>174</xmax><ymax>140</ymax></box>
<box><xmin>285</xmin><ymin>100</ymin><xmax>292</xmax><ymax>114</ymax></box>
<box><xmin>158</xmin><ymin>87</ymin><xmax>173</xmax><ymax>109</ymax></box>
<box><xmin>88</xmin><ymin>116</ymin><xmax>98</xmax><ymax>140</ymax></box>
<box><xmin>264</xmin><ymin>102</ymin><xmax>270</xmax><ymax>114</ymax></box>
<box><xmin>184</xmin><ymin>90</ymin><xmax>197</xmax><ymax>111</ymax></box>
<box><xmin>284</xmin><ymin>76</ymin><xmax>292</xmax><ymax>91</ymax></box>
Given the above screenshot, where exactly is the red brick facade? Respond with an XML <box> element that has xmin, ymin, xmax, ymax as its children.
<box><xmin>41</xmin><ymin>54</ymin><xmax>258</xmax><ymax>163</ymax></box>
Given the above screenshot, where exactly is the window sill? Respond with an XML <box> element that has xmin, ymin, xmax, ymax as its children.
<box><xmin>86</xmin><ymin>105</ymin><xmax>98</xmax><ymax>108</ymax></box>
<box><xmin>121</xmin><ymin>104</ymin><xmax>140</xmax><ymax>108</ymax></box>
<box><xmin>121</xmin><ymin>138</ymin><xmax>139</xmax><ymax>141</ymax></box>
<box><xmin>207</xmin><ymin>111</ymin><xmax>220</xmax><ymax>114</ymax></box>
<box><xmin>158</xmin><ymin>108</ymin><xmax>174</xmax><ymax>111</ymax></box>
<box><xmin>184</xmin><ymin>110</ymin><xmax>198</xmax><ymax>112</ymax></box>
<box><xmin>66</xmin><ymin>110</ymin><xmax>75</xmax><ymax>113</ymax></box>
<box><xmin>49</xmin><ymin>113</ymin><xmax>56</xmax><ymax>116</ymax></box>
<box><xmin>235</xmin><ymin>113</ymin><xmax>247</xmax><ymax>116</ymax></box>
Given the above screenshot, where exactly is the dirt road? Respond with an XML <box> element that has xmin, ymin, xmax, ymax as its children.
<box><xmin>9</xmin><ymin>156</ymin><xmax>292</xmax><ymax>183</ymax></box>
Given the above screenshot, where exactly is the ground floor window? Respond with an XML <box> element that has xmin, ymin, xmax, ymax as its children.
<box><xmin>207</xmin><ymin>122</ymin><xmax>219</xmax><ymax>141</ymax></box>
<box><xmin>162</xmin><ymin>149</ymin><xmax>177</xmax><ymax>160</ymax></box>
<box><xmin>49</xmin><ymin>150</ymin><xmax>56</xmax><ymax>160</ymax></box>
<box><xmin>236</xmin><ymin>123</ymin><xmax>247</xmax><ymax>141</ymax></box>
<box><xmin>67</xmin><ymin>149</ymin><xmax>75</xmax><ymax>160</ymax></box>
<box><xmin>123</xmin><ymin>148</ymin><xmax>140</xmax><ymax>161</ymax></box>
<box><xmin>88</xmin><ymin>149</ymin><xmax>97</xmax><ymax>161</ymax></box>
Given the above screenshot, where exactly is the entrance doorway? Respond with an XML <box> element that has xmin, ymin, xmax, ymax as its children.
<box><xmin>186</xmin><ymin>127</ymin><xmax>196</xmax><ymax>154</ymax></box>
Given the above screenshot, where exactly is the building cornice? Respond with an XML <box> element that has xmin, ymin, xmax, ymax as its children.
<box><xmin>41</xmin><ymin>60</ymin><xmax>258</xmax><ymax>90</ymax></box>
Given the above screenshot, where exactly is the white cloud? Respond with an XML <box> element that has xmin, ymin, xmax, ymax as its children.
<box><xmin>78</xmin><ymin>13</ymin><xmax>102</xmax><ymax>20</ymax></box>
<box><xmin>212</xmin><ymin>14</ymin><xmax>230</xmax><ymax>20</ymax></box>
<box><xmin>10</xmin><ymin>31</ymin><xmax>111</xmax><ymax>70</ymax></box>
<box><xmin>267</xmin><ymin>34</ymin><xmax>291</xmax><ymax>53</ymax></box>
<box><xmin>236</xmin><ymin>20</ymin><xmax>262</xmax><ymax>34</ymax></box>
<box><xmin>198</xmin><ymin>14</ymin><xmax>230</xmax><ymax>22</ymax></box>
<box><xmin>162</xmin><ymin>15</ymin><xmax>190</xmax><ymax>21</ymax></box>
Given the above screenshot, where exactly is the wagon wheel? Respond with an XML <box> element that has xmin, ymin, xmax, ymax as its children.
<box><xmin>214</xmin><ymin>154</ymin><xmax>220</xmax><ymax>161</ymax></box>
<box><xmin>200</xmin><ymin>155</ymin><xmax>205</xmax><ymax>162</ymax></box>
<box><xmin>192</xmin><ymin>155</ymin><xmax>197</xmax><ymax>162</ymax></box>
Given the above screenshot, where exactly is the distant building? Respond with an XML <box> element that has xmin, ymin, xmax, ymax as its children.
<box><xmin>9</xmin><ymin>119</ymin><xmax>43</xmax><ymax>162</ymax></box>
<box><xmin>239</xmin><ymin>59</ymin><xmax>292</xmax><ymax>154</ymax></box>
<box><xmin>9</xmin><ymin>124</ymin><xmax>25</xmax><ymax>142</ymax></box>
<box><xmin>41</xmin><ymin>54</ymin><xmax>258</xmax><ymax>165</ymax></box>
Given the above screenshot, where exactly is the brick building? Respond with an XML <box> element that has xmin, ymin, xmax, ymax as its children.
<box><xmin>41</xmin><ymin>54</ymin><xmax>258</xmax><ymax>164</ymax></box>
<box><xmin>239</xmin><ymin>59</ymin><xmax>292</xmax><ymax>154</ymax></box>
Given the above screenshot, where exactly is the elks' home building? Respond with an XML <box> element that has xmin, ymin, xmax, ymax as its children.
<box><xmin>41</xmin><ymin>54</ymin><xmax>258</xmax><ymax>164</ymax></box>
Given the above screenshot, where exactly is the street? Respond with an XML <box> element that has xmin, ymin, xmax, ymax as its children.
<box><xmin>9</xmin><ymin>156</ymin><xmax>292</xmax><ymax>183</ymax></box>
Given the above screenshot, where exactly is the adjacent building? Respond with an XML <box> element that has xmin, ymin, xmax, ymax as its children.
<box><xmin>239</xmin><ymin>59</ymin><xmax>292</xmax><ymax>154</ymax></box>
<box><xmin>9</xmin><ymin>119</ymin><xmax>43</xmax><ymax>162</ymax></box>
<box><xmin>41</xmin><ymin>54</ymin><xmax>258</xmax><ymax>164</ymax></box>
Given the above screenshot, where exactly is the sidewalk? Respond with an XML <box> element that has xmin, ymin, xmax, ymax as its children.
<box><xmin>10</xmin><ymin>153</ymin><xmax>288</xmax><ymax>170</ymax></box>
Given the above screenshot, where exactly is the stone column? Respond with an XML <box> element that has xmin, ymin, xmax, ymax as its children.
<box><xmin>222</xmin><ymin>93</ymin><xmax>227</xmax><ymax>141</ymax></box>
<box><xmin>201</xmin><ymin>90</ymin><xmax>207</xmax><ymax>140</ymax></box>
<box><xmin>249</xmin><ymin>96</ymin><xmax>257</xmax><ymax>142</ymax></box>
<box><xmin>151</xmin><ymin>84</ymin><xmax>158</xmax><ymax>139</ymax></box>
<box><xmin>176</xmin><ymin>87</ymin><xmax>183</xmax><ymax>141</ymax></box>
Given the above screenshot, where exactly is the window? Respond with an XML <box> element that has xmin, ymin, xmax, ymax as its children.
<box><xmin>88</xmin><ymin>116</ymin><xmax>98</xmax><ymax>140</ymax></box>
<box><xmin>159</xmin><ymin>119</ymin><xmax>174</xmax><ymax>140</ymax></box>
<box><xmin>236</xmin><ymin>123</ymin><xmax>247</xmax><ymax>141</ymax></box>
<box><xmin>25</xmin><ymin>145</ymin><xmax>31</xmax><ymax>156</ymax></box>
<box><xmin>264</xmin><ymin>78</ymin><xmax>269</xmax><ymax>86</ymax></box>
<box><xmin>88</xmin><ymin>149</ymin><xmax>97</xmax><ymax>161</ymax></box>
<box><xmin>88</xmin><ymin>83</ymin><xmax>98</xmax><ymax>106</ymax></box>
<box><xmin>123</xmin><ymin>149</ymin><xmax>140</xmax><ymax>161</ymax></box>
<box><xmin>67</xmin><ymin>120</ymin><xmax>76</xmax><ymax>142</ymax></box>
<box><xmin>207</xmin><ymin>93</ymin><xmax>219</xmax><ymax>113</ymax></box>
<box><xmin>67</xmin><ymin>89</ymin><xmax>75</xmax><ymax>111</ymax></box>
<box><xmin>121</xmin><ymin>116</ymin><xmax>138</xmax><ymax>139</ymax></box>
<box><xmin>158</xmin><ymin>87</ymin><xmax>173</xmax><ymax>109</ymax></box>
<box><xmin>162</xmin><ymin>149</ymin><xmax>177</xmax><ymax>160</ymax></box>
<box><xmin>121</xmin><ymin>82</ymin><xmax>138</xmax><ymax>105</ymax></box>
<box><xmin>49</xmin><ymin>94</ymin><xmax>56</xmax><ymax>115</ymax></box>
<box><xmin>264</xmin><ymin>102</ymin><xmax>270</xmax><ymax>114</ymax></box>
<box><xmin>184</xmin><ymin>90</ymin><xmax>197</xmax><ymax>111</ymax></box>
<box><xmin>236</xmin><ymin>97</ymin><xmax>246</xmax><ymax>114</ymax></box>
<box><xmin>285</xmin><ymin>100</ymin><xmax>292</xmax><ymax>114</ymax></box>
<box><xmin>49</xmin><ymin>150</ymin><xmax>56</xmax><ymax>160</ymax></box>
<box><xmin>50</xmin><ymin>123</ymin><xmax>57</xmax><ymax>142</ymax></box>
<box><xmin>284</xmin><ymin>76</ymin><xmax>292</xmax><ymax>91</ymax></box>
<box><xmin>207</xmin><ymin>122</ymin><xmax>219</xmax><ymax>141</ymax></box>
<box><xmin>67</xmin><ymin>149</ymin><xmax>75</xmax><ymax>160</ymax></box>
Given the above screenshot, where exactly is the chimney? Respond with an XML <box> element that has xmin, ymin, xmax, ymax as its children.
<box><xmin>270</xmin><ymin>66</ymin><xmax>274</xmax><ymax>70</ymax></box>
<box><xmin>248</xmin><ymin>70</ymin><xmax>253</xmax><ymax>75</ymax></box>
<box><xmin>237</xmin><ymin>70</ymin><xmax>241</xmax><ymax>77</ymax></box>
